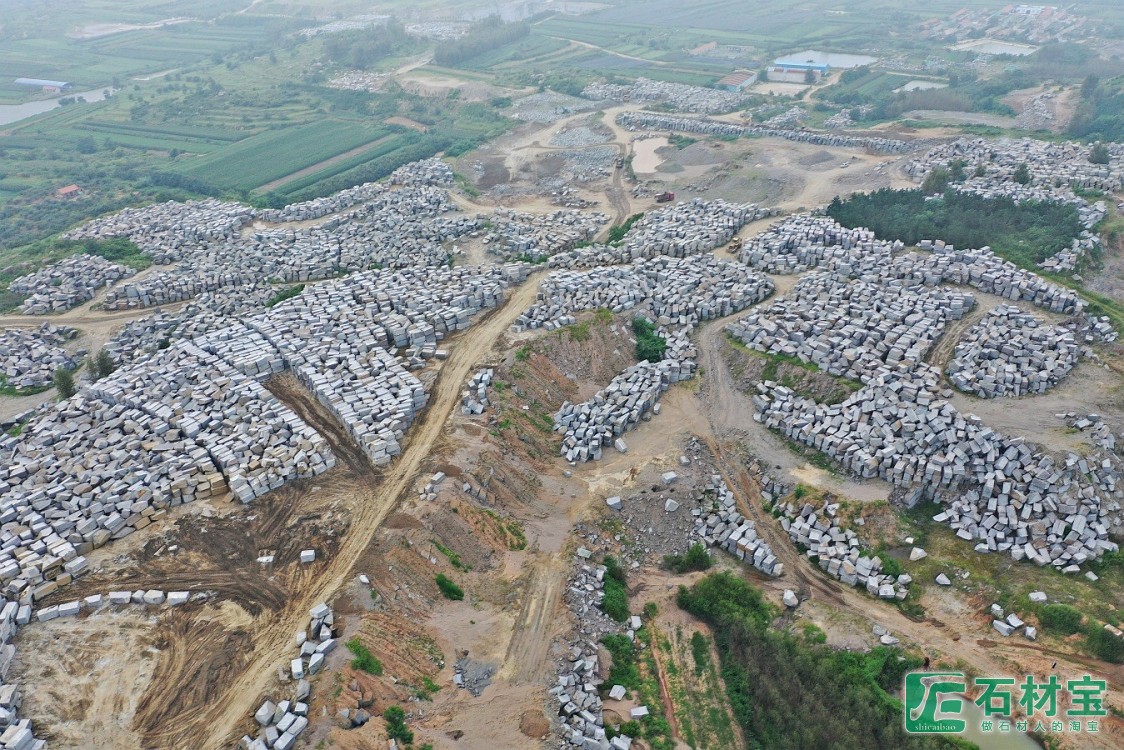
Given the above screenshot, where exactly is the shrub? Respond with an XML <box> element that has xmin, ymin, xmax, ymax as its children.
<box><xmin>346</xmin><ymin>638</ymin><xmax>383</xmax><ymax>675</ymax></box>
<box><xmin>663</xmin><ymin>542</ymin><xmax>713</xmax><ymax>574</ymax></box>
<box><xmin>435</xmin><ymin>573</ymin><xmax>464</xmax><ymax>601</ymax></box>
<box><xmin>1085</xmin><ymin>626</ymin><xmax>1124</xmax><ymax>663</ymax></box>
<box><xmin>1039</xmin><ymin>604</ymin><xmax>1083</xmax><ymax>635</ymax></box>
<box><xmin>266</xmin><ymin>284</ymin><xmax>304</xmax><ymax>307</ymax></box>
<box><xmin>54</xmin><ymin>368</ymin><xmax>75</xmax><ymax>400</ymax></box>
<box><xmin>631</xmin><ymin>316</ymin><xmax>666</xmax><ymax>362</ymax></box>
<box><xmin>384</xmin><ymin>705</ymin><xmax>413</xmax><ymax>744</ymax></box>
<box><xmin>690</xmin><ymin>631</ymin><xmax>709</xmax><ymax>675</ymax></box>
<box><xmin>1089</xmin><ymin>142</ymin><xmax>1110</xmax><ymax>164</ymax></box>
<box><xmin>601</xmin><ymin>555</ymin><xmax>629</xmax><ymax>621</ymax></box>
<box><xmin>601</xmin><ymin>634</ymin><xmax>640</xmax><ymax>689</ymax></box>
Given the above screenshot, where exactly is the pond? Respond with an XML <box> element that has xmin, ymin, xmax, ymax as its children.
<box><xmin>0</xmin><ymin>87</ymin><xmax>114</xmax><ymax>128</ymax></box>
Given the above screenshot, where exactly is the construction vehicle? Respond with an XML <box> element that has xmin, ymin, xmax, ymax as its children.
<box><xmin>728</xmin><ymin>236</ymin><xmax>743</xmax><ymax>252</ymax></box>
<box><xmin>655</xmin><ymin>191</ymin><xmax>675</xmax><ymax>203</ymax></box>
<box><xmin>615</xmin><ymin>157</ymin><xmax>625</xmax><ymax>169</ymax></box>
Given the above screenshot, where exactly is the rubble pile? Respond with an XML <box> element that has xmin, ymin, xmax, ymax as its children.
<box><xmin>785</xmin><ymin>499</ymin><xmax>912</xmax><ymax>599</ymax></box>
<box><xmin>694</xmin><ymin>475</ymin><xmax>783</xmax><ymax>576</ymax></box>
<box><xmin>548</xmin><ymin>126</ymin><xmax>612</xmax><ymax>147</ymax></box>
<box><xmin>509</xmin><ymin>92</ymin><xmax>592</xmax><ymax>123</ymax></box>
<box><xmin>616</xmin><ymin>111</ymin><xmax>917</xmax><ymax>154</ymax></box>
<box><xmin>760</xmin><ymin>106</ymin><xmax>806</xmax><ymax>129</ymax></box>
<box><xmin>240</xmin><ymin>602</ymin><xmax>336</xmax><ymax>749</ymax></box>
<box><xmin>0</xmin><ymin>325</ymin><xmax>78</xmax><ymax>390</ymax></box>
<box><xmin>483</xmin><ymin>208</ymin><xmax>609</xmax><ymax>261</ymax></box>
<box><xmin>583</xmin><ymin>78</ymin><xmax>748</xmax><ymax>114</ymax></box>
<box><xmin>9</xmin><ymin>255</ymin><xmax>135</xmax><ymax>314</ymax></box>
<box><xmin>727</xmin><ymin>271</ymin><xmax>973</xmax><ymax>384</ymax></box>
<box><xmin>947</xmin><ymin>305</ymin><xmax>1079</xmax><ymax>398</ymax></box>
<box><xmin>752</xmin><ymin>362</ymin><xmax>1120</xmax><ymax>568</ymax></box>
<box><xmin>462</xmin><ymin>368</ymin><xmax>495</xmax><ymax>415</ymax></box>
<box><xmin>553</xmin><ymin>558</ymin><xmax>633</xmax><ymax>750</ymax></box>
<box><xmin>516</xmin><ymin>254</ymin><xmax>773</xmax><ymax>332</ymax></box>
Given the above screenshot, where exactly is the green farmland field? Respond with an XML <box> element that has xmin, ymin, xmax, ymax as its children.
<box><xmin>180</xmin><ymin>120</ymin><xmax>388</xmax><ymax>191</ymax></box>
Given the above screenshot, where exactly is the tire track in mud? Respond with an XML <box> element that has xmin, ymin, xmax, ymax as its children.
<box><xmin>186</xmin><ymin>276</ymin><xmax>545</xmax><ymax>749</ymax></box>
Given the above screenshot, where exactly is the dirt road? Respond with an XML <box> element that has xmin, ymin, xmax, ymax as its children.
<box><xmin>194</xmin><ymin>274</ymin><xmax>545</xmax><ymax>748</ymax></box>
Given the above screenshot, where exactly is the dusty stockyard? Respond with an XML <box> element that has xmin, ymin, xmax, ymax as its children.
<box><xmin>0</xmin><ymin>99</ymin><xmax>1122</xmax><ymax>750</ymax></box>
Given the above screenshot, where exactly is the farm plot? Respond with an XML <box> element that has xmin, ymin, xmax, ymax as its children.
<box><xmin>180</xmin><ymin>120</ymin><xmax>388</xmax><ymax>191</ymax></box>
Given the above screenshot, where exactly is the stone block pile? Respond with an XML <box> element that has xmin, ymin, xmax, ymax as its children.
<box><xmin>727</xmin><ymin>271</ymin><xmax>973</xmax><ymax>384</ymax></box>
<box><xmin>87</xmin><ymin>341</ymin><xmax>334</xmax><ymax>503</ymax></box>
<box><xmin>462</xmin><ymin>368</ymin><xmax>495</xmax><ymax>415</ymax></box>
<box><xmin>57</xmin><ymin>162</ymin><xmax>481</xmax><ymax>311</ymax></box>
<box><xmin>555</xmin><ymin>362</ymin><xmax>669</xmax><ymax>463</ymax></box>
<box><xmin>905</xmin><ymin>137</ymin><xmax>1124</xmax><ymax>192</ymax></box>
<box><xmin>389</xmin><ymin>158</ymin><xmax>454</xmax><ymax>187</ymax></box>
<box><xmin>694</xmin><ymin>475</ymin><xmax>782</xmax><ymax>576</ymax></box>
<box><xmin>616</xmin><ymin>111</ymin><xmax>917</xmax><ymax>154</ymax></box>
<box><xmin>583</xmin><ymin>78</ymin><xmax>748</xmax><ymax>114</ymax></box>
<box><xmin>9</xmin><ymin>255</ymin><xmax>135</xmax><ymax>314</ymax></box>
<box><xmin>239</xmin><ymin>602</ymin><xmax>335</xmax><ymax>749</ymax></box>
<box><xmin>736</xmin><ymin>214</ymin><xmax>899</xmax><ymax>274</ymax></box>
<box><xmin>0</xmin><ymin>598</ymin><xmax>47</xmax><ymax>749</ymax></box>
<box><xmin>0</xmin><ymin>326</ymin><xmax>77</xmax><ymax>390</ymax></box>
<box><xmin>517</xmin><ymin>255</ymin><xmax>773</xmax><ymax>333</ymax></box>
<box><xmin>947</xmin><ymin>305</ymin><xmax>1079</xmax><ymax>398</ymax></box>
<box><xmin>751</xmin><ymin>362</ymin><xmax>1119</xmax><ymax>568</ymax></box>
<box><xmin>778</xmin><ymin>500</ymin><xmax>912</xmax><ymax>599</ymax></box>
<box><xmin>483</xmin><ymin>208</ymin><xmax>609</xmax><ymax>261</ymax></box>
<box><xmin>102</xmin><ymin>283</ymin><xmax>277</xmax><ymax>369</ymax></box>
<box><xmin>554</xmin><ymin>559</ymin><xmax>630</xmax><ymax>750</ymax></box>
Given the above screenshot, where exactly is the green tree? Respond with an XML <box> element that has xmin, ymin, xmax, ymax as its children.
<box><xmin>921</xmin><ymin>167</ymin><xmax>950</xmax><ymax>195</ymax></box>
<box><xmin>93</xmin><ymin>350</ymin><xmax>116</xmax><ymax>380</ymax></box>
<box><xmin>54</xmin><ymin>368</ymin><xmax>75</xmax><ymax>399</ymax></box>
<box><xmin>1089</xmin><ymin>142</ymin><xmax>1111</xmax><ymax>165</ymax></box>
<box><xmin>1013</xmin><ymin>162</ymin><xmax>1031</xmax><ymax>184</ymax></box>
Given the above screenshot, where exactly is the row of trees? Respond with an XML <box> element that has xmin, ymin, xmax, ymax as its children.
<box><xmin>433</xmin><ymin>17</ymin><xmax>530</xmax><ymax>67</ymax></box>
<box><xmin>322</xmin><ymin>20</ymin><xmax>416</xmax><ymax>70</ymax></box>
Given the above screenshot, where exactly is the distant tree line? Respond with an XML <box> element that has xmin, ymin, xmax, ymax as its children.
<box><xmin>433</xmin><ymin>17</ymin><xmax>530</xmax><ymax>67</ymax></box>
<box><xmin>323</xmin><ymin>20</ymin><xmax>415</xmax><ymax>69</ymax></box>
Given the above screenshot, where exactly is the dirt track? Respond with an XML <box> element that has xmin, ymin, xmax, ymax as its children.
<box><xmin>189</xmin><ymin>274</ymin><xmax>545</xmax><ymax>748</ymax></box>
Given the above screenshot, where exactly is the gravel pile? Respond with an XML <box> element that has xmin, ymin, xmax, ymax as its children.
<box><xmin>549</xmin><ymin>126</ymin><xmax>611</xmax><ymax>148</ymax></box>
<box><xmin>509</xmin><ymin>92</ymin><xmax>591</xmax><ymax>123</ymax></box>
<box><xmin>947</xmin><ymin>305</ymin><xmax>1079</xmax><ymax>398</ymax></box>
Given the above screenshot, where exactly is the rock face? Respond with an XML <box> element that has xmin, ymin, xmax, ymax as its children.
<box><xmin>947</xmin><ymin>305</ymin><xmax>1079</xmax><ymax>398</ymax></box>
<box><xmin>616</xmin><ymin>111</ymin><xmax>918</xmax><ymax>154</ymax></box>
<box><xmin>10</xmin><ymin>254</ymin><xmax>135</xmax><ymax>314</ymax></box>
<box><xmin>0</xmin><ymin>325</ymin><xmax>78</xmax><ymax>390</ymax></box>
<box><xmin>584</xmin><ymin>78</ymin><xmax>749</xmax><ymax>114</ymax></box>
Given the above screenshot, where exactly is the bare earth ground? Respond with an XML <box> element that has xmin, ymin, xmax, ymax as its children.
<box><xmin>5</xmin><ymin>108</ymin><xmax>1124</xmax><ymax>750</ymax></box>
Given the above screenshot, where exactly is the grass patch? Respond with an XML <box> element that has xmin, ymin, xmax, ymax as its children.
<box><xmin>608</xmin><ymin>212</ymin><xmax>644</xmax><ymax>245</ymax></box>
<box><xmin>346</xmin><ymin>638</ymin><xmax>383</xmax><ymax>676</ymax></box>
<box><xmin>632</xmin><ymin>316</ymin><xmax>666</xmax><ymax>363</ymax></box>
<box><xmin>265</xmin><ymin>283</ymin><xmax>304</xmax><ymax>307</ymax></box>
<box><xmin>663</xmin><ymin>542</ymin><xmax>713</xmax><ymax>574</ymax></box>
<box><xmin>601</xmin><ymin>555</ymin><xmax>630</xmax><ymax>622</ymax></box>
<box><xmin>432</xmin><ymin>540</ymin><xmax>471</xmax><ymax>571</ymax></box>
<box><xmin>435</xmin><ymin>573</ymin><xmax>465</xmax><ymax>601</ymax></box>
